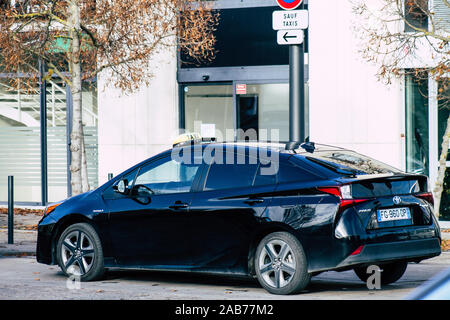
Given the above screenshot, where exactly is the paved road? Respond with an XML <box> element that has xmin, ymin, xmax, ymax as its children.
<box><xmin>0</xmin><ymin>253</ymin><xmax>449</xmax><ymax>300</ymax></box>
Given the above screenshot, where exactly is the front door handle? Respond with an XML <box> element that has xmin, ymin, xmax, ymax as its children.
<box><xmin>169</xmin><ymin>202</ymin><xmax>189</xmax><ymax>210</ymax></box>
<box><xmin>244</xmin><ymin>198</ymin><xmax>264</xmax><ymax>206</ymax></box>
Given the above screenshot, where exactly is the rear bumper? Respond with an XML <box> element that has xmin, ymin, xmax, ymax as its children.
<box><xmin>336</xmin><ymin>238</ymin><xmax>441</xmax><ymax>269</ymax></box>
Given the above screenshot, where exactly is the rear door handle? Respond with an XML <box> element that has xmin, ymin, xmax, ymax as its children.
<box><xmin>244</xmin><ymin>198</ymin><xmax>264</xmax><ymax>206</ymax></box>
<box><xmin>169</xmin><ymin>202</ymin><xmax>189</xmax><ymax>210</ymax></box>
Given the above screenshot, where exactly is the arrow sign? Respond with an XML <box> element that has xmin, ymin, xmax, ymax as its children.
<box><xmin>283</xmin><ymin>33</ymin><xmax>297</xmax><ymax>41</ymax></box>
<box><xmin>277</xmin><ymin>29</ymin><xmax>304</xmax><ymax>45</ymax></box>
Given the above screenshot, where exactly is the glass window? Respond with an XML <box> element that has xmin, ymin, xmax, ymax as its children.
<box><xmin>0</xmin><ymin>77</ymin><xmax>98</xmax><ymax>203</ymax></box>
<box><xmin>438</xmin><ymin>80</ymin><xmax>449</xmax><ymax>158</ymax></box>
<box><xmin>438</xmin><ymin>79</ymin><xmax>449</xmax><ymax>220</ymax></box>
<box><xmin>237</xmin><ymin>83</ymin><xmax>290</xmax><ymax>142</ymax></box>
<box><xmin>205</xmin><ymin>160</ymin><xmax>258</xmax><ymax>191</ymax></box>
<box><xmin>184</xmin><ymin>84</ymin><xmax>234</xmax><ymax>138</ymax></box>
<box><xmin>134</xmin><ymin>156</ymin><xmax>201</xmax><ymax>195</ymax></box>
<box><xmin>278</xmin><ymin>160</ymin><xmax>320</xmax><ymax>183</ymax></box>
<box><xmin>254</xmin><ymin>162</ymin><xmax>277</xmax><ymax>186</ymax></box>
<box><xmin>181</xmin><ymin>6</ymin><xmax>305</xmax><ymax>68</ymax></box>
<box><xmin>404</xmin><ymin>0</ymin><xmax>428</xmax><ymax>32</ymax></box>
<box><xmin>405</xmin><ymin>74</ymin><xmax>429</xmax><ymax>175</ymax></box>
<box><xmin>303</xmin><ymin>151</ymin><xmax>401</xmax><ymax>176</ymax></box>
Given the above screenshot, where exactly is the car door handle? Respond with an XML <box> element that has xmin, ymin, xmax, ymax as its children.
<box><xmin>169</xmin><ymin>202</ymin><xmax>189</xmax><ymax>210</ymax></box>
<box><xmin>244</xmin><ymin>198</ymin><xmax>264</xmax><ymax>206</ymax></box>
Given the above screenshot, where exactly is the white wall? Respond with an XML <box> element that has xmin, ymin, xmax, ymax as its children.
<box><xmin>308</xmin><ymin>0</ymin><xmax>405</xmax><ymax>170</ymax></box>
<box><xmin>97</xmin><ymin>1</ymin><xmax>409</xmax><ymax>184</ymax></box>
<box><xmin>97</xmin><ymin>48</ymin><xmax>179</xmax><ymax>186</ymax></box>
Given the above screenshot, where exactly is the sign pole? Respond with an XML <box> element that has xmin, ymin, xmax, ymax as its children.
<box><xmin>289</xmin><ymin>43</ymin><xmax>305</xmax><ymax>142</ymax></box>
<box><xmin>39</xmin><ymin>59</ymin><xmax>48</xmax><ymax>206</ymax></box>
<box><xmin>273</xmin><ymin>0</ymin><xmax>307</xmax><ymax>142</ymax></box>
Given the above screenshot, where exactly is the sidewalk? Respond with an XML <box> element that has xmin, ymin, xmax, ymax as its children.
<box><xmin>0</xmin><ymin>240</ymin><xmax>36</xmax><ymax>257</ymax></box>
<box><xmin>0</xmin><ymin>207</ymin><xmax>41</xmax><ymax>257</ymax></box>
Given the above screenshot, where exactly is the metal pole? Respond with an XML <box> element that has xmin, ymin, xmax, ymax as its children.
<box><xmin>39</xmin><ymin>60</ymin><xmax>48</xmax><ymax>206</ymax></box>
<box><xmin>289</xmin><ymin>43</ymin><xmax>306</xmax><ymax>142</ymax></box>
<box><xmin>108</xmin><ymin>173</ymin><xmax>113</xmax><ymax>181</ymax></box>
<box><xmin>8</xmin><ymin>176</ymin><xmax>14</xmax><ymax>244</ymax></box>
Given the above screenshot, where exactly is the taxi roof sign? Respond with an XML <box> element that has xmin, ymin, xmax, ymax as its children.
<box><xmin>172</xmin><ymin>132</ymin><xmax>202</xmax><ymax>147</ymax></box>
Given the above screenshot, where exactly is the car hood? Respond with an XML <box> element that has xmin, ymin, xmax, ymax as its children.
<box><xmin>59</xmin><ymin>190</ymin><xmax>95</xmax><ymax>205</ymax></box>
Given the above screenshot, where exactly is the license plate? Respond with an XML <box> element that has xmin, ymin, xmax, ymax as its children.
<box><xmin>377</xmin><ymin>207</ymin><xmax>411</xmax><ymax>222</ymax></box>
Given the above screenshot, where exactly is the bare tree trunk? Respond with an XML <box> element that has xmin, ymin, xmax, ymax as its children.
<box><xmin>433</xmin><ymin>114</ymin><xmax>450</xmax><ymax>219</ymax></box>
<box><xmin>81</xmin><ymin>124</ymin><xmax>90</xmax><ymax>192</ymax></box>
<box><xmin>68</xmin><ymin>0</ymin><xmax>84</xmax><ymax>195</ymax></box>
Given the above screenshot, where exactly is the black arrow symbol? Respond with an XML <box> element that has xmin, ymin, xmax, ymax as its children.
<box><xmin>283</xmin><ymin>32</ymin><xmax>297</xmax><ymax>42</ymax></box>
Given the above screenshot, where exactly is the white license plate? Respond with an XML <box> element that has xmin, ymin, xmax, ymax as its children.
<box><xmin>377</xmin><ymin>207</ymin><xmax>411</xmax><ymax>222</ymax></box>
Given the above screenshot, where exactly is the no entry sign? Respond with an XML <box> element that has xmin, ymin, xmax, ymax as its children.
<box><xmin>236</xmin><ymin>84</ymin><xmax>247</xmax><ymax>95</ymax></box>
<box><xmin>276</xmin><ymin>0</ymin><xmax>303</xmax><ymax>10</ymax></box>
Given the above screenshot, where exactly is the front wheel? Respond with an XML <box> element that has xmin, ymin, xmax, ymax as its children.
<box><xmin>56</xmin><ymin>223</ymin><xmax>105</xmax><ymax>281</ymax></box>
<box><xmin>354</xmin><ymin>261</ymin><xmax>407</xmax><ymax>285</ymax></box>
<box><xmin>254</xmin><ymin>232</ymin><xmax>310</xmax><ymax>295</ymax></box>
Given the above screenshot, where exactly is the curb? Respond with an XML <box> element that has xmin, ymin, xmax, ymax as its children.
<box><xmin>0</xmin><ymin>242</ymin><xmax>36</xmax><ymax>257</ymax></box>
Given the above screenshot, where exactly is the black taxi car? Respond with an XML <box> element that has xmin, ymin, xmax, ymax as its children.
<box><xmin>37</xmin><ymin>140</ymin><xmax>441</xmax><ymax>295</ymax></box>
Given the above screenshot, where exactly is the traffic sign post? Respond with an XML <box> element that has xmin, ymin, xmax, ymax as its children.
<box><xmin>272</xmin><ymin>1</ymin><xmax>308</xmax><ymax>142</ymax></box>
<box><xmin>289</xmin><ymin>44</ymin><xmax>305</xmax><ymax>143</ymax></box>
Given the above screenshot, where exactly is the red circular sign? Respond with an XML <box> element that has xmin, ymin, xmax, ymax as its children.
<box><xmin>276</xmin><ymin>0</ymin><xmax>303</xmax><ymax>10</ymax></box>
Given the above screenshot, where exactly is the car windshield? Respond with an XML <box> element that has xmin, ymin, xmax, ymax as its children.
<box><xmin>304</xmin><ymin>150</ymin><xmax>402</xmax><ymax>176</ymax></box>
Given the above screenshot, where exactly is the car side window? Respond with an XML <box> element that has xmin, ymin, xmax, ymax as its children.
<box><xmin>204</xmin><ymin>153</ymin><xmax>258</xmax><ymax>190</ymax></box>
<box><xmin>278</xmin><ymin>160</ymin><xmax>320</xmax><ymax>183</ymax></box>
<box><xmin>134</xmin><ymin>156</ymin><xmax>201</xmax><ymax>195</ymax></box>
<box><xmin>254</xmin><ymin>162</ymin><xmax>277</xmax><ymax>186</ymax></box>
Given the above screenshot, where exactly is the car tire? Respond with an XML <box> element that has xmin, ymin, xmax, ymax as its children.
<box><xmin>354</xmin><ymin>261</ymin><xmax>408</xmax><ymax>285</ymax></box>
<box><xmin>254</xmin><ymin>231</ymin><xmax>310</xmax><ymax>295</ymax></box>
<box><xmin>56</xmin><ymin>222</ymin><xmax>105</xmax><ymax>281</ymax></box>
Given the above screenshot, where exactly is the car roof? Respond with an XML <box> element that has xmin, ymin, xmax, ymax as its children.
<box><xmin>98</xmin><ymin>141</ymin><xmax>351</xmax><ymax>192</ymax></box>
<box><xmin>185</xmin><ymin>141</ymin><xmax>349</xmax><ymax>155</ymax></box>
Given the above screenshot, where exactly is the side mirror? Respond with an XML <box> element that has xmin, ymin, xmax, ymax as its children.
<box><xmin>113</xmin><ymin>179</ymin><xmax>129</xmax><ymax>195</ymax></box>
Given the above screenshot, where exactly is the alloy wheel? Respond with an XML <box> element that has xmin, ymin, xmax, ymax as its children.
<box><xmin>258</xmin><ymin>239</ymin><xmax>296</xmax><ymax>288</ymax></box>
<box><xmin>61</xmin><ymin>230</ymin><xmax>95</xmax><ymax>276</ymax></box>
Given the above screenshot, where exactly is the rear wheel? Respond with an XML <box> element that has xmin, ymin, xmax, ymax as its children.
<box><xmin>56</xmin><ymin>223</ymin><xmax>105</xmax><ymax>281</ymax></box>
<box><xmin>354</xmin><ymin>261</ymin><xmax>408</xmax><ymax>285</ymax></box>
<box><xmin>254</xmin><ymin>232</ymin><xmax>310</xmax><ymax>295</ymax></box>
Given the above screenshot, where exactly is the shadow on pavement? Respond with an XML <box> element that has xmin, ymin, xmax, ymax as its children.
<box><xmin>49</xmin><ymin>266</ymin><xmax>411</xmax><ymax>294</ymax></box>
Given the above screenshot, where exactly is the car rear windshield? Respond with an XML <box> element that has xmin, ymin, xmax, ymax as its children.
<box><xmin>303</xmin><ymin>150</ymin><xmax>401</xmax><ymax>176</ymax></box>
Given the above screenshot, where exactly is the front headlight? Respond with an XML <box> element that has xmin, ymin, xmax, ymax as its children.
<box><xmin>43</xmin><ymin>202</ymin><xmax>62</xmax><ymax>217</ymax></box>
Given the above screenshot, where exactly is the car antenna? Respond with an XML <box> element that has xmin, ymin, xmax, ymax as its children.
<box><xmin>285</xmin><ymin>140</ymin><xmax>315</xmax><ymax>153</ymax></box>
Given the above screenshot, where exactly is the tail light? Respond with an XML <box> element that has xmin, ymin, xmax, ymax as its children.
<box><xmin>317</xmin><ymin>185</ymin><xmax>370</xmax><ymax>210</ymax></box>
<box><xmin>350</xmin><ymin>245</ymin><xmax>364</xmax><ymax>256</ymax></box>
<box><xmin>414</xmin><ymin>192</ymin><xmax>434</xmax><ymax>206</ymax></box>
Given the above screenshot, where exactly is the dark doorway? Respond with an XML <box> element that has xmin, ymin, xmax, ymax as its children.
<box><xmin>237</xmin><ymin>95</ymin><xmax>258</xmax><ymax>141</ymax></box>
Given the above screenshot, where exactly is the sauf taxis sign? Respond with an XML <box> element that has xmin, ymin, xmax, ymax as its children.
<box><xmin>272</xmin><ymin>10</ymin><xmax>308</xmax><ymax>30</ymax></box>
